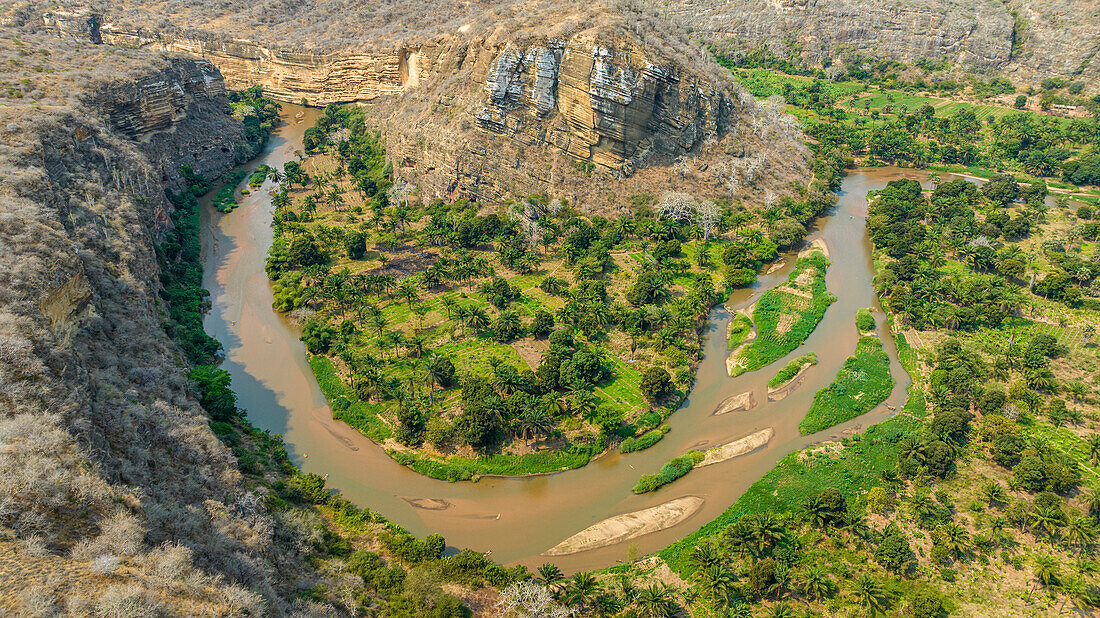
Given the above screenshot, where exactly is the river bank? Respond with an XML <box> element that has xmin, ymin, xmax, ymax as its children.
<box><xmin>202</xmin><ymin>106</ymin><xmax>924</xmax><ymax>573</ymax></box>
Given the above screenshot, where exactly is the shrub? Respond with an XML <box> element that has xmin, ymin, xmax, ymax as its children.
<box><xmin>621</xmin><ymin>429</ymin><xmax>665</xmax><ymax>453</ymax></box>
<box><xmin>640</xmin><ymin>366</ymin><xmax>672</xmax><ymax>402</ymax></box>
<box><xmin>856</xmin><ymin>307</ymin><xmax>876</xmax><ymax>332</ymax></box>
<box><xmin>633</xmin><ymin>454</ymin><xmax>697</xmax><ymax>493</ymax></box>
<box><xmin>767</xmin><ymin>353</ymin><xmax>817</xmax><ymax>388</ymax></box>
<box><xmin>189</xmin><ymin>366</ymin><xmax>238</xmax><ymax>421</ymax></box>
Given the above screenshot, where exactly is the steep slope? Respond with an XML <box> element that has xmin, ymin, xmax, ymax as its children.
<box><xmin>663</xmin><ymin>0</ymin><xmax>1100</xmax><ymax>94</ymax></box>
<box><xmin>0</xmin><ymin>32</ymin><xmax>309</xmax><ymax>614</ymax></box>
<box><xmin>33</xmin><ymin>0</ymin><xmax>812</xmax><ymax>211</ymax></box>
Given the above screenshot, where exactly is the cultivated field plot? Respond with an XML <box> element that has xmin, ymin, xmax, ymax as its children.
<box><xmin>728</xmin><ymin>250</ymin><xmax>834</xmax><ymax>376</ymax></box>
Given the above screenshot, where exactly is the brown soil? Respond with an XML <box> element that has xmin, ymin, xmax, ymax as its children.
<box><xmin>713</xmin><ymin>391</ymin><xmax>756</xmax><ymax>415</ymax></box>
<box><xmin>542</xmin><ymin>496</ymin><xmax>705</xmax><ymax>556</ymax></box>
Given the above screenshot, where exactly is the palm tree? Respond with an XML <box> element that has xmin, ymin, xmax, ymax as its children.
<box><xmin>851</xmin><ymin>575</ymin><xmax>887</xmax><ymax>616</ymax></box>
<box><xmin>980</xmin><ymin>481</ymin><xmax>1008</xmax><ymax>507</ymax></box>
<box><xmin>396</xmin><ymin>279</ymin><xmax>420</xmax><ymax>309</ymax></box>
<box><xmin>565</xmin><ymin>572</ymin><xmax>600</xmax><ymax>610</ymax></box>
<box><xmin>1089</xmin><ymin>435</ymin><xmax>1100</xmax><ymax>465</ymax></box>
<box><xmin>368</xmin><ymin>310</ymin><xmax>387</xmax><ymax>339</ymax></box>
<box><xmin>938</xmin><ymin>522</ymin><xmax>971</xmax><ymax>559</ymax></box>
<box><xmin>1064</xmin><ymin>517</ymin><xmax>1094</xmax><ymax>553</ymax></box>
<box><xmin>693</xmin><ymin>564</ymin><xmax>735</xmax><ymax>610</ymax></box>
<box><xmin>537</xmin><ymin>563</ymin><xmax>563</xmax><ymax>588</ymax></box>
<box><xmin>440</xmin><ymin>295</ymin><xmax>456</xmax><ymax>320</ymax></box>
<box><xmin>465</xmin><ymin>306</ymin><xmax>490</xmax><ymax>334</ymax></box>
<box><xmin>799</xmin><ymin>564</ymin><xmax>834</xmax><ymax>602</ymax></box>
<box><xmin>1029</xmin><ymin>506</ymin><xmax>1063</xmax><ymax>540</ymax></box>
<box><xmin>424</xmin><ymin>355</ymin><xmax>448</xmax><ymax>406</ymax></box>
<box><xmin>688</xmin><ymin>542</ymin><xmax>724</xmax><ymax>572</ymax></box>
<box><xmin>1033</xmin><ymin>554</ymin><xmax>1060</xmax><ymax>590</ymax></box>
<box><xmin>634</xmin><ymin>584</ymin><xmax>676</xmax><ymax>618</ymax></box>
<box><xmin>748</xmin><ymin>513</ymin><xmax>787</xmax><ymax>557</ymax></box>
<box><xmin>767</xmin><ymin>602</ymin><xmax>796</xmax><ymax>618</ymax></box>
<box><xmin>542</xmin><ymin>394</ymin><xmax>564</xmax><ymax>419</ymax></box>
<box><xmin>1083</xmin><ymin>487</ymin><xmax>1100</xmax><ymax>519</ymax></box>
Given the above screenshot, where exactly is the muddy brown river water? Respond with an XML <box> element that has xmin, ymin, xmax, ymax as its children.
<box><xmin>201</xmin><ymin>106</ymin><xmax>935</xmax><ymax>572</ymax></box>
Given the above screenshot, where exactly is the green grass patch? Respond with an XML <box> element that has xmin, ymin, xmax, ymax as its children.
<box><xmin>621</xmin><ymin>428</ymin><xmax>666</xmax><ymax>454</ymax></box>
<box><xmin>388</xmin><ymin>442</ymin><xmax>603</xmax><ymax>481</ymax></box>
<box><xmin>731</xmin><ymin>252</ymin><xmax>834</xmax><ymax>375</ymax></box>
<box><xmin>633</xmin><ymin>451</ymin><xmax>705</xmax><ymax>494</ymax></box>
<box><xmin>727</xmin><ymin>313</ymin><xmax>754</xmax><ymax>350</ymax></box>
<box><xmin>660</xmin><ymin>389</ymin><xmax>927</xmax><ymax>575</ymax></box>
<box><xmin>799</xmin><ymin>335</ymin><xmax>894</xmax><ymax>435</ymax></box>
<box><xmin>768</xmin><ymin>353</ymin><xmax>818</xmax><ymax>389</ymax></box>
<box><xmin>310</xmin><ymin>355</ymin><xmax>392</xmax><ymax>442</ymax></box>
<box><xmin>212</xmin><ymin>168</ymin><xmax>247</xmax><ymax>213</ymax></box>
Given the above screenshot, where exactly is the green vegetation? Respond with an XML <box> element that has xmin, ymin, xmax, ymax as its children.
<box><xmin>266</xmin><ymin>103</ymin><xmax>844</xmax><ymax>479</ymax></box>
<box><xmin>724</xmin><ymin>62</ymin><xmax>1099</xmax><ymax>187</ymax></box>
<box><xmin>856</xmin><ymin>307</ymin><xmax>876</xmax><ymax>332</ymax></box>
<box><xmin>211</xmin><ymin>168</ymin><xmax>247</xmax><ymax>213</ymax></box>
<box><xmin>730</xmin><ymin>251</ymin><xmax>835</xmax><ymax>375</ymax></box>
<box><xmin>799</xmin><ymin>334</ymin><xmax>894</xmax><ymax>435</ymax></box>
<box><xmin>726</xmin><ymin>312</ymin><xmax>753</xmax><ymax>350</ymax></box>
<box><xmin>620</xmin><ymin>427</ymin><xmax>667</xmax><ymax>454</ymax></box>
<box><xmin>633</xmin><ymin>451</ymin><xmax>704</xmax><ymax>494</ymax></box>
<box><xmin>159</xmin><ymin>167</ymin><xmax>221</xmax><ymax>364</ymax></box>
<box><xmin>159</xmin><ymin>132</ymin><xmax>508</xmax><ymax>615</ymax></box>
<box><xmin>660</xmin><ymin>390</ymin><xmax>926</xmax><ymax>573</ymax></box>
<box><xmin>227</xmin><ymin>85</ymin><xmax>282</xmax><ymax>162</ymax></box>
<box><xmin>767</xmin><ymin>352</ymin><xmax>817</xmax><ymax>388</ymax></box>
<box><xmin>638</xmin><ymin>58</ymin><xmax>1100</xmax><ymax>618</ymax></box>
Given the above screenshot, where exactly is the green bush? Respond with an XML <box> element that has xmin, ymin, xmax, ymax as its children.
<box><xmin>856</xmin><ymin>307</ymin><xmax>876</xmax><ymax>332</ymax></box>
<box><xmin>621</xmin><ymin>428</ymin><xmax>665</xmax><ymax>453</ymax></box>
<box><xmin>633</xmin><ymin>454</ymin><xmax>698</xmax><ymax>493</ymax></box>
<box><xmin>767</xmin><ymin>352</ymin><xmax>817</xmax><ymax>388</ymax></box>
<box><xmin>212</xmin><ymin>168</ymin><xmax>247</xmax><ymax>213</ymax></box>
<box><xmin>799</xmin><ymin>335</ymin><xmax>894</xmax><ymax>435</ymax></box>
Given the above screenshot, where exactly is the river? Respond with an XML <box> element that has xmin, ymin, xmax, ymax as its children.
<box><xmin>201</xmin><ymin>106</ymin><xmax>933</xmax><ymax>572</ymax></box>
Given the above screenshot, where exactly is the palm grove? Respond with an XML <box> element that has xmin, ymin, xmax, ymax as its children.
<box><xmin>261</xmin><ymin>103</ymin><xmax>842</xmax><ymax>477</ymax></box>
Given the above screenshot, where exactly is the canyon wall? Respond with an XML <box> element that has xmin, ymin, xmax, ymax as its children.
<box><xmin>73</xmin><ymin>16</ymin><xmax>807</xmax><ymax>211</ymax></box>
<box><xmin>665</xmin><ymin>0</ymin><xmax>1100</xmax><ymax>93</ymax></box>
<box><xmin>0</xmin><ymin>35</ymin><xmax>313</xmax><ymax>612</ymax></box>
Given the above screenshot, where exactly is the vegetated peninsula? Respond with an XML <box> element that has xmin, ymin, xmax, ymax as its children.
<box><xmin>265</xmin><ymin>104</ymin><xmax>843</xmax><ymax>479</ymax></box>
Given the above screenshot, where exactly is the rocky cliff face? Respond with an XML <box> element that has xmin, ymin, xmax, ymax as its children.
<box><xmin>0</xmin><ymin>32</ymin><xmax>305</xmax><ymax>612</ymax></box>
<box><xmin>65</xmin><ymin>9</ymin><xmax>806</xmax><ymax>211</ymax></box>
<box><xmin>665</xmin><ymin>0</ymin><xmax>1100</xmax><ymax>93</ymax></box>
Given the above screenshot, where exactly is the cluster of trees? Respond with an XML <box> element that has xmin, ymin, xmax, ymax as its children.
<box><xmin>869</xmin><ymin>178</ymin><xmax>1031</xmax><ymax>329</ymax></box>
<box><xmin>227</xmin><ymin>85</ymin><xmax>281</xmax><ymax>162</ymax></box>
<box><xmin>766</xmin><ymin>69</ymin><xmax>1100</xmax><ymax>182</ymax></box>
<box><xmin>265</xmin><ymin>101</ymin><xmax>852</xmax><ymax>465</ymax></box>
<box><xmin>161</xmin><ymin>168</ymin><xmax>222</xmax><ymax>364</ymax></box>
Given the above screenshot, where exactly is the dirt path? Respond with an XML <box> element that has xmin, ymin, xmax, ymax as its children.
<box><xmin>542</xmin><ymin>497</ymin><xmax>704</xmax><ymax>556</ymax></box>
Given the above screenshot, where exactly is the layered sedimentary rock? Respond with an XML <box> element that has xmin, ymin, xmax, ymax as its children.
<box><xmin>666</xmin><ymin>0</ymin><xmax>1100</xmax><ymax>93</ymax></box>
<box><xmin>477</xmin><ymin>33</ymin><xmax>734</xmax><ymax>174</ymax></box>
<box><xmin>52</xmin><ymin>11</ymin><xmax>807</xmax><ymax>210</ymax></box>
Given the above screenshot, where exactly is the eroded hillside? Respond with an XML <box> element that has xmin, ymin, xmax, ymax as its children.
<box><xmin>23</xmin><ymin>0</ymin><xmax>812</xmax><ymax>212</ymax></box>
<box><xmin>665</xmin><ymin>0</ymin><xmax>1100</xmax><ymax>95</ymax></box>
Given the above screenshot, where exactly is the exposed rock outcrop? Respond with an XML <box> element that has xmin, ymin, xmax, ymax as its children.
<box><xmin>665</xmin><ymin>0</ymin><xmax>1100</xmax><ymax>94</ymax></box>
<box><xmin>34</xmin><ymin>4</ymin><xmax>811</xmax><ymax>211</ymax></box>
<box><xmin>0</xmin><ymin>32</ymin><xmax>303</xmax><ymax>612</ymax></box>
